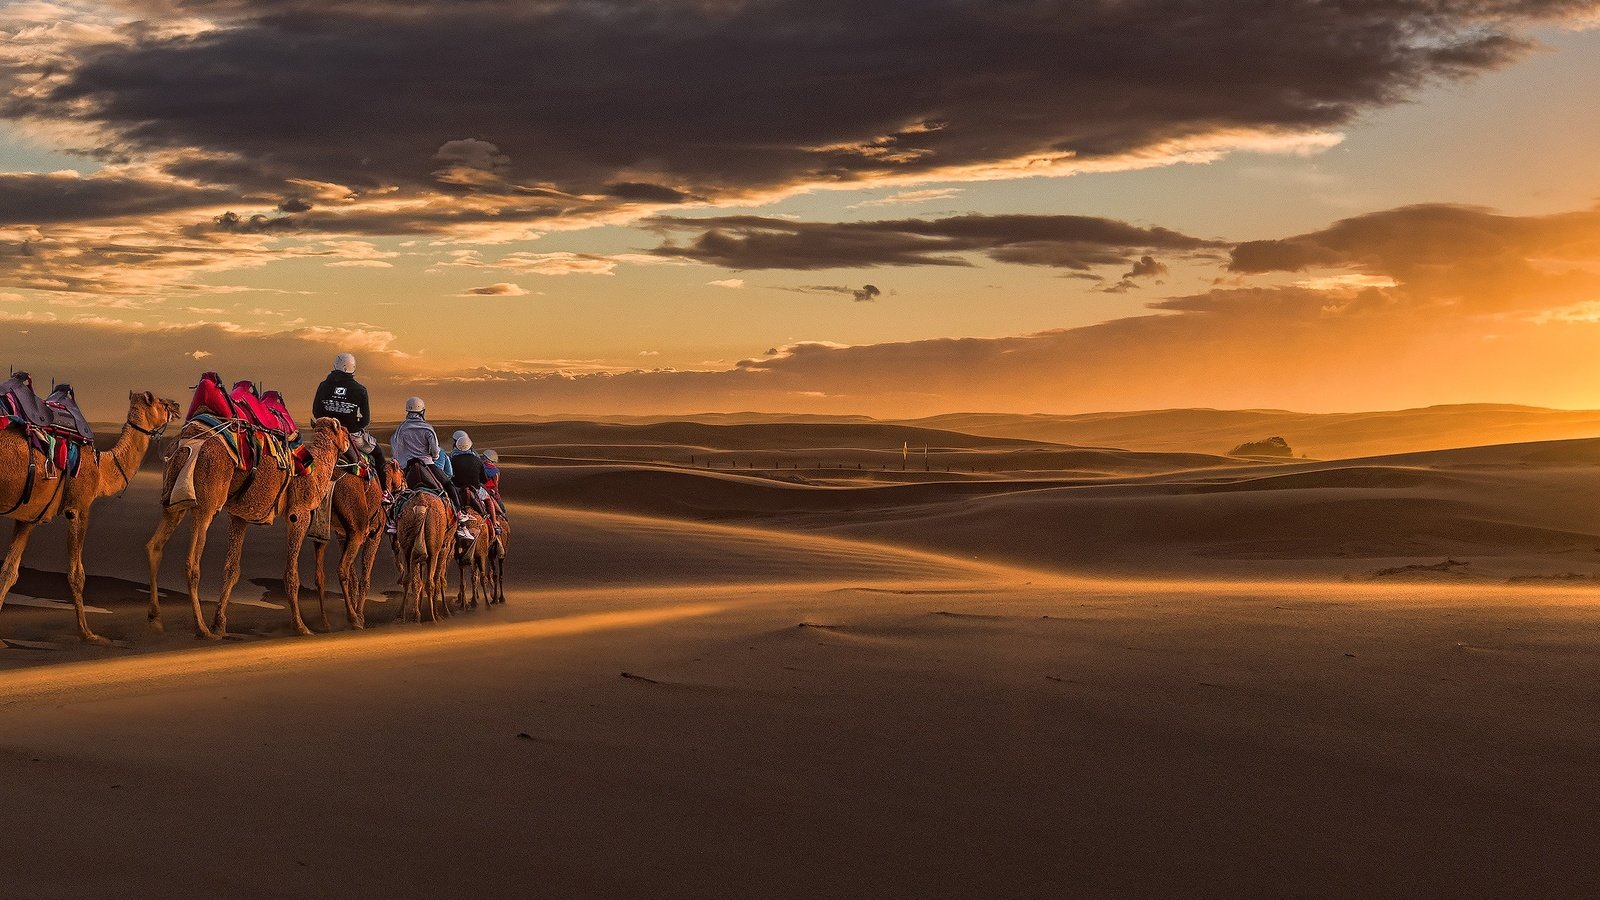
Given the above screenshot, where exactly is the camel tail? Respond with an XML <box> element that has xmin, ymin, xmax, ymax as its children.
<box><xmin>410</xmin><ymin>519</ymin><xmax>430</xmax><ymax>559</ymax></box>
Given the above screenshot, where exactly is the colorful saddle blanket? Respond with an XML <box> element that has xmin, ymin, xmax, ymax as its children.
<box><xmin>1</xmin><ymin>373</ymin><xmax>93</xmax><ymax>477</ymax></box>
<box><xmin>185</xmin><ymin>413</ymin><xmax>310</xmax><ymax>475</ymax></box>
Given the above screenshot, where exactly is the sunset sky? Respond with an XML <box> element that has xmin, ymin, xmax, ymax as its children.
<box><xmin>2</xmin><ymin>0</ymin><xmax>1599</xmax><ymax>418</ymax></box>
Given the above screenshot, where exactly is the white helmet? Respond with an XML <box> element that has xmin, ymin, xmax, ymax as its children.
<box><xmin>334</xmin><ymin>352</ymin><xmax>356</xmax><ymax>374</ymax></box>
<box><xmin>405</xmin><ymin>396</ymin><xmax>426</xmax><ymax>413</ymax></box>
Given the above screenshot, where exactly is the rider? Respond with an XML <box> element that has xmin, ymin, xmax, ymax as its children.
<box><xmin>389</xmin><ymin>397</ymin><xmax>472</xmax><ymax>540</ymax></box>
<box><xmin>447</xmin><ymin>430</ymin><xmax>495</xmax><ymax>528</ymax></box>
<box><xmin>481</xmin><ymin>448</ymin><xmax>505</xmax><ymax>515</ymax></box>
<box><xmin>311</xmin><ymin>353</ymin><xmax>385</xmax><ymax>473</ymax></box>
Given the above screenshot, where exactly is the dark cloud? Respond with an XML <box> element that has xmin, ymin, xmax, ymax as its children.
<box><xmin>277</xmin><ymin>197</ymin><xmax>313</xmax><ymax>213</ymax></box>
<box><xmin>782</xmin><ymin>284</ymin><xmax>884</xmax><ymax>302</ymax></box>
<box><xmin>649</xmin><ymin>214</ymin><xmax>1219</xmax><ymax>270</ymax></box>
<box><xmin>1125</xmin><ymin>255</ymin><xmax>1168</xmax><ymax>279</ymax></box>
<box><xmin>1227</xmin><ymin>203</ymin><xmax>1600</xmax><ymax>312</ymax></box>
<box><xmin>213</xmin><ymin>210</ymin><xmax>298</xmax><ymax>234</ymax></box>
<box><xmin>0</xmin><ymin>172</ymin><xmax>230</xmax><ymax>226</ymax></box>
<box><xmin>1</xmin><ymin>0</ymin><xmax>1584</xmax><ymax>236</ymax></box>
<box><xmin>605</xmin><ymin>182</ymin><xmax>696</xmax><ymax>204</ymax></box>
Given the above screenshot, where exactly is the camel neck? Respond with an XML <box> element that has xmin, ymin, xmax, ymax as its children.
<box><xmin>99</xmin><ymin>419</ymin><xmax>154</xmax><ymax>498</ymax></box>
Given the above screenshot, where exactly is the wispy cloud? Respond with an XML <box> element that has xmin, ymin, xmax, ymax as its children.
<box><xmin>456</xmin><ymin>282</ymin><xmax>534</xmax><ymax>296</ymax></box>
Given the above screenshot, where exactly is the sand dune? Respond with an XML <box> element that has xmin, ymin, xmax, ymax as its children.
<box><xmin>6</xmin><ymin>415</ymin><xmax>1600</xmax><ymax>895</ymax></box>
<box><xmin>487</xmin><ymin>436</ymin><xmax>1600</xmax><ymax>582</ymax></box>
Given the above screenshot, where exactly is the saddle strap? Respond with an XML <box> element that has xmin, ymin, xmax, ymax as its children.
<box><xmin>1</xmin><ymin>456</ymin><xmax>36</xmax><ymax>516</ymax></box>
<box><xmin>28</xmin><ymin>467</ymin><xmax>69</xmax><ymax>524</ymax></box>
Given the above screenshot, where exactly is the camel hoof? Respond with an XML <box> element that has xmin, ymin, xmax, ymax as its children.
<box><xmin>147</xmin><ymin>617</ymin><xmax>165</xmax><ymax>634</ymax></box>
<box><xmin>195</xmin><ymin>628</ymin><xmax>221</xmax><ymax>641</ymax></box>
<box><xmin>295</xmin><ymin>625</ymin><xmax>314</xmax><ymax>637</ymax></box>
<box><xmin>82</xmin><ymin>632</ymin><xmax>112</xmax><ymax>647</ymax></box>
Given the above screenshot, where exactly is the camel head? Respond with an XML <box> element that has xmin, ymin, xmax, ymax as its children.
<box><xmin>382</xmin><ymin>458</ymin><xmax>406</xmax><ymax>493</ymax></box>
<box><xmin>128</xmin><ymin>390</ymin><xmax>181</xmax><ymax>433</ymax></box>
<box><xmin>310</xmin><ymin>416</ymin><xmax>350</xmax><ymax>454</ymax></box>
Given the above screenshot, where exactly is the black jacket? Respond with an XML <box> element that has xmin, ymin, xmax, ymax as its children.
<box><xmin>311</xmin><ymin>370</ymin><xmax>371</xmax><ymax>432</ymax></box>
<box><xmin>449</xmin><ymin>450</ymin><xmax>486</xmax><ymax>489</ymax></box>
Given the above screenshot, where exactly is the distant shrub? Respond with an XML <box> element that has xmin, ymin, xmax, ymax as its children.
<box><xmin>1230</xmin><ymin>436</ymin><xmax>1293</xmax><ymax>457</ymax></box>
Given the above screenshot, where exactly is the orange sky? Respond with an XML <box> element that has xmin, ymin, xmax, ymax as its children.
<box><xmin>1</xmin><ymin>2</ymin><xmax>1598</xmax><ymax>419</ymax></box>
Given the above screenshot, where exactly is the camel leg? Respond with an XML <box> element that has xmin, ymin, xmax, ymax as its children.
<box><xmin>420</xmin><ymin>555</ymin><xmax>435</xmax><ymax>623</ymax></box>
<box><xmin>145</xmin><ymin>503</ymin><xmax>189</xmax><ymax>633</ymax></box>
<box><xmin>0</xmin><ymin>519</ymin><xmax>39</xmax><ymax>623</ymax></box>
<box><xmin>338</xmin><ymin>533</ymin><xmax>362</xmax><ymax>628</ymax></box>
<box><xmin>211</xmin><ymin>514</ymin><xmax>250</xmax><ymax>637</ymax></box>
<box><xmin>64</xmin><ymin>510</ymin><xmax>110</xmax><ymax>646</ymax></box>
<box><xmin>433</xmin><ymin>549</ymin><xmax>450</xmax><ymax>621</ymax></box>
<box><xmin>354</xmin><ymin>527</ymin><xmax>381</xmax><ymax>628</ymax></box>
<box><xmin>312</xmin><ymin>539</ymin><xmax>331</xmax><ymax>632</ymax></box>
<box><xmin>282</xmin><ymin>515</ymin><xmax>315</xmax><ymax>637</ymax></box>
<box><xmin>404</xmin><ymin>558</ymin><xmax>423</xmax><ymax>624</ymax></box>
<box><xmin>457</xmin><ymin>558</ymin><xmax>467</xmax><ymax>611</ymax></box>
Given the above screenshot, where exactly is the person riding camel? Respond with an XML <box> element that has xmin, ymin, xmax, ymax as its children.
<box><xmin>389</xmin><ymin>397</ymin><xmax>472</xmax><ymax>540</ymax></box>
<box><xmin>481</xmin><ymin>448</ymin><xmax>506</xmax><ymax>515</ymax></box>
<box><xmin>312</xmin><ymin>353</ymin><xmax>386</xmax><ymax>476</ymax></box>
<box><xmin>448</xmin><ymin>430</ymin><xmax>498</xmax><ymax>532</ymax></box>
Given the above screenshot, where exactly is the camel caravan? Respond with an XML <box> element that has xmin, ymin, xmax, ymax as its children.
<box><xmin>0</xmin><ymin>354</ymin><xmax>512</xmax><ymax>645</ymax></box>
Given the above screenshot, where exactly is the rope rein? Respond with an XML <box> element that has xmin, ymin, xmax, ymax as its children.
<box><xmin>110</xmin><ymin>414</ymin><xmax>172</xmax><ymax>499</ymax></box>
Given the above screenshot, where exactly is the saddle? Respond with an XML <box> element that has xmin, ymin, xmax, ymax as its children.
<box><xmin>0</xmin><ymin>372</ymin><xmax>94</xmax><ymax>444</ymax></box>
<box><xmin>184</xmin><ymin>372</ymin><xmax>298</xmax><ymax>440</ymax></box>
<box><xmin>230</xmin><ymin>381</ymin><xmax>298</xmax><ymax>439</ymax></box>
<box><xmin>185</xmin><ymin>371</ymin><xmax>242</xmax><ymax>422</ymax></box>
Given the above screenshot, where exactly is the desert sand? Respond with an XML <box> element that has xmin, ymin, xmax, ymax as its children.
<box><xmin>3</xmin><ymin>417</ymin><xmax>1599</xmax><ymax>896</ymax></box>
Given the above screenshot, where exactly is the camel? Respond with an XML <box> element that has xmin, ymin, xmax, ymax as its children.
<box><xmin>0</xmin><ymin>391</ymin><xmax>179</xmax><ymax>644</ymax></box>
<box><xmin>486</xmin><ymin>508</ymin><xmax>511</xmax><ymax>606</ymax></box>
<box><xmin>394</xmin><ymin>490</ymin><xmax>452</xmax><ymax>624</ymax></box>
<box><xmin>312</xmin><ymin>456</ymin><xmax>404</xmax><ymax>630</ymax></box>
<box><xmin>146</xmin><ymin>416</ymin><xmax>349</xmax><ymax>638</ymax></box>
<box><xmin>455</xmin><ymin>509</ymin><xmax>492</xmax><ymax>611</ymax></box>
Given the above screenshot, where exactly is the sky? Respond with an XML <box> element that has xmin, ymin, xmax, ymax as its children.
<box><xmin>1</xmin><ymin>0</ymin><xmax>1599</xmax><ymax>420</ymax></box>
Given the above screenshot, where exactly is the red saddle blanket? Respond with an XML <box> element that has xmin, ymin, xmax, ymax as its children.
<box><xmin>230</xmin><ymin>381</ymin><xmax>298</xmax><ymax>438</ymax></box>
<box><xmin>185</xmin><ymin>372</ymin><xmax>240</xmax><ymax>422</ymax></box>
<box><xmin>184</xmin><ymin>372</ymin><xmax>298</xmax><ymax>439</ymax></box>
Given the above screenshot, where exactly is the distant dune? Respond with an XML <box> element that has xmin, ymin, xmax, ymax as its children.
<box><xmin>438</xmin><ymin>403</ymin><xmax>1600</xmax><ymax>460</ymax></box>
<box><xmin>904</xmin><ymin>404</ymin><xmax>1600</xmax><ymax>459</ymax></box>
